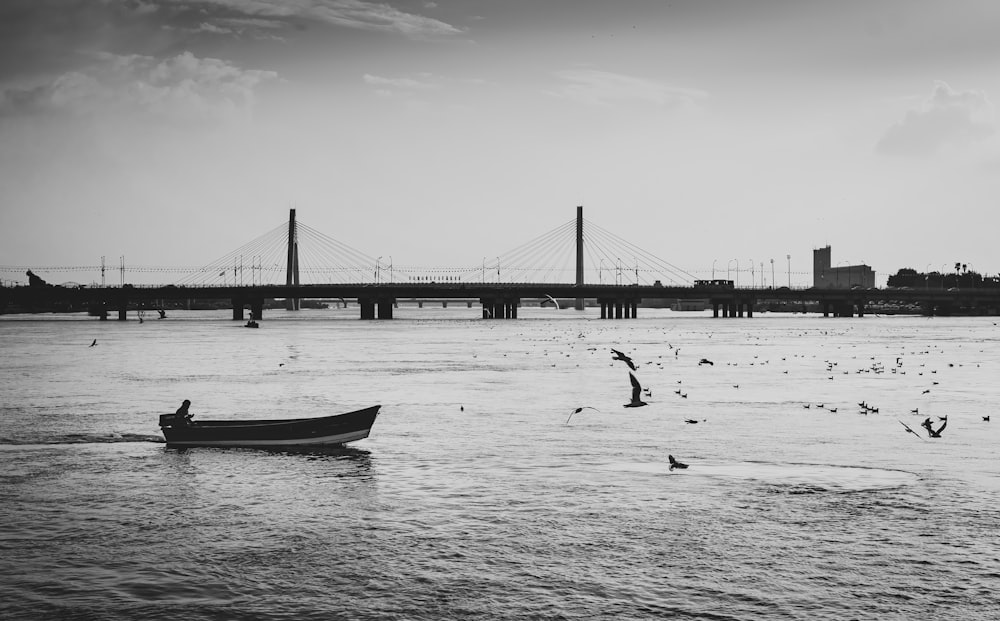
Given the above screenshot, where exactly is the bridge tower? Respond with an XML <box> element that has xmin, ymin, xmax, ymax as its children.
<box><xmin>285</xmin><ymin>208</ymin><xmax>300</xmax><ymax>310</ymax></box>
<box><xmin>575</xmin><ymin>205</ymin><xmax>584</xmax><ymax>310</ymax></box>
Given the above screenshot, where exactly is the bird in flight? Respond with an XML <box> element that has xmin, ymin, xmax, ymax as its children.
<box><xmin>566</xmin><ymin>406</ymin><xmax>600</xmax><ymax>424</ymax></box>
<box><xmin>898</xmin><ymin>420</ymin><xmax>923</xmax><ymax>441</ymax></box>
<box><xmin>668</xmin><ymin>455</ymin><xmax>689</xmax><ymax>470</ymax></box>
<box><xmin>624</xmin><ymin>372</ymin><xmax>648</xmax><ymax>408</ymax></box>
<box><xmin>89</xmin><ymin>339</ymin><xmax>97</xmax><ymax>347</ymax></box>
<box><xmin>611</xmin><ymin>348</ymin><xmax>637</xmax><ymax>371</ymax></box>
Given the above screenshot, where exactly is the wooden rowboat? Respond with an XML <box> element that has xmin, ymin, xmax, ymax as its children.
<box><xmin>158</xmin><ymin>405</ymin><xmax>380</xmax><ymax>448</ymax></box>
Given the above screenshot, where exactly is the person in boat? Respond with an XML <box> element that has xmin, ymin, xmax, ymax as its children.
<box><xmin>176</xmin><ymin>399</ymin><xmax>194</xmax><ymax>425</ymax></box>
<box><xmin>921</xmin><ymin>416</ymin><xmax>946</xmax><ymax>438</ymax></box>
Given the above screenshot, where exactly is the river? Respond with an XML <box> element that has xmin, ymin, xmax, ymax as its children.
<box><xmin>1</xmin><ymin>308</ymin><xmax>998</xmax><ymax>620</ymax></box>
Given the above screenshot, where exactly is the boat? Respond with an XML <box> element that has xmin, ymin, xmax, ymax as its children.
<box><xmin>158</xmin><ymin>405</ymin><xmax>380</xmax><ymax>448</ymax></box>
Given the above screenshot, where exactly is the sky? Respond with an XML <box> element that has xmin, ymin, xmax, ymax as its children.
<box><xmin>1</xmin><ymin>0</ymin><xmax>999</xmax><ymax>286</ymax></box>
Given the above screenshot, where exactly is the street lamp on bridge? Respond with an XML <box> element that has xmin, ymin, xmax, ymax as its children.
<box><xmin>728</xmin><ymin>259</ymin><xmax>739</xmax><ymax>287</ymax></box>
<box><xmin>786</xmin><ymin>254</ymin><xmax>791</xmax><ymax>288</ymax></box>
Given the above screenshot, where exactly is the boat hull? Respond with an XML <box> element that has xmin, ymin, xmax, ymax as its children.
<box><xmin>160</xmin><ymin>405</ymin><xmax>380</xmax><ymax>448</ymax></box>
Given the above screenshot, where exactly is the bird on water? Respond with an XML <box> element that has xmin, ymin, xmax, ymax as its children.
<box><xmin>668</xmin><ymin>455</ymin><xmax>689</xmax><ymax>470</ymax></box>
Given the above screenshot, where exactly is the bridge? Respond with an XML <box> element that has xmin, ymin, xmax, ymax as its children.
<box><xmin>3</xmin><ymin>208</ymin><xmax>999</xmax><ymax>319</ymax></box>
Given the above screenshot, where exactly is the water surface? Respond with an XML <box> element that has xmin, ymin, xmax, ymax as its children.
<box><xmin>2</xmin><ymin>309</ymin><xmax>998</xmax><ymax>619</ymax></box>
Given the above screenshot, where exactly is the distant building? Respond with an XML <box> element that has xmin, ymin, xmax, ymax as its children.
<box><xmin>813</xmin><ymin>245</ymin><xmax>875</xmax><ymax>289</ymax></box>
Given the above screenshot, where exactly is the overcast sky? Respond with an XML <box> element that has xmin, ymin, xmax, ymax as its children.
<box><xmin>1</xmin><ymin>0</ymin><xmax>998</xmax><ymax>286</ymax></box>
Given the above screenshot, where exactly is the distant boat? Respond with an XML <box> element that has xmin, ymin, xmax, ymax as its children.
<box><xmin>158</xmin><ymin>405</ymin><xmax>380</xmax><ymax>448</ymax></box>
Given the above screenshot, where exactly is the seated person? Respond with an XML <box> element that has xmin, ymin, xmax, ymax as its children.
<box><xmin>176</xmin><ymin>399</ymin><xmax>194</xmax><ymax>425</ymax></box>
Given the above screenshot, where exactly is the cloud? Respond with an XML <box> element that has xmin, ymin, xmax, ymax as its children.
<box><xmin>547</xmin><ymin>69</ymin><xmax>707</xmax><ymax>110</ymax></box>
<box><xmin>0</xmin><ymin>51</ymin><xmax>276</xmax><ymax>125</ymax></box>
<box><xmin>192</xmin><ymin>0</ymin><xmax>462</xmax><ymax>39</ymax></box>
<box><xmin>363</xmin><ymin>73</ymin><xmax>435</xmax><ymax>90</ymax></box>
<box><xmin>877</xmin><ymin>81</ymin><xmax>995</xmax><ymax>156</ymax></box>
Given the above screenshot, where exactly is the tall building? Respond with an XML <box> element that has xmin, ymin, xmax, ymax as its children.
<box><xmin>813</xmin><ymin>245</ymin><xmax>875</xmax><ymax>289</ymax></box>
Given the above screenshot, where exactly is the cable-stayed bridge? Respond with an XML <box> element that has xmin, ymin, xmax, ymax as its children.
<box><xmin>4</xmin><ymin>208</ymin><xmax>999</xmax><ymax>320</ymax></box>
<box><xmin>164</xmin><ymin>207</ymin><xmax>697</xmax><ymax>289</ymax></box>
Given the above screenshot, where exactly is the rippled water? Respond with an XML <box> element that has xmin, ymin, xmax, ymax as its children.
<box><xmin>2</xmin><ymin>308</ymin><xmax>999</xmax><ymax>620</ymax></box>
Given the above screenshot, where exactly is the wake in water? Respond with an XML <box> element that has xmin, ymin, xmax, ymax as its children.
<box><xmin>606</xmin><ymin>459</ymin><xmax>918</xmax><ymax>493</ymax></box>
<box><xmin>1</xmin><ymin>433</ymin><xmax>166</xmax><ymax>445</ymax></box>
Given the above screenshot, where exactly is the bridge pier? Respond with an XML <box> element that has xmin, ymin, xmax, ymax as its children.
<box><xmin>598</xmin><ymin>298</ymin><xmax>638</xmax><ymax>319</ymax></box>
<box><xmin>360</xmin><ymin>299</ymin><xmax>375</xmax><ymax>319</ymax></box>
<box><xmin>378</xmin><ymin>301</ymin><xmax>394</xmax><ymax>319</ymax></box>
<box><xmin>480</xmin><ymin>298</ymin><xmax>519</xmax><ymax>319</ymax></box>
<box><xmin>117</xmin><ymin>298</ymin><xmax>127</xmax><ymax>321</ymax></box>
<box><xmin>357</xmin><ymin>298</ymin><xmax>395</xmax><ymax>319</ymax></box>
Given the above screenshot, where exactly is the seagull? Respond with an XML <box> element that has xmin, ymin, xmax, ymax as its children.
<box><xmin>624</xmin><ymin>372</ymin><xmax>648</xmax><ymax>408</ymax></box>
<box><xmin>611</xmin><ymin>348</ymin><xmax>637</xmax><ymax>371</ymax></box>
<box><xmin>684</xmin><ymin>418</ymin><xmax>699</xmax><ymax>424</ymax></box>
<box><xmin>698</xmin><ymin>358</ymin><xmax>714</xmax><ymax>366</ymax></box>
<box><xmin>89</xmin><ymin>339</ymin><xmax>97</xmax><ymax>347</ymax></box>
<box><xmin>984</xmin><ymin>416</ymin><xmax>990</xmax><ymax>422</ymax></box>
<box><xmin>565</xmin><ymin>406</ymin><xmax>599</xmax><ymax>424</ymax></box>
<box><xmin>922</xmin><ymin>416</ymin><xmax>947</xmax><ymax>438</ymax></box>
<box><xmin>910</xmin><ymin>408</ymin><xmax>918</xmax><ymax>414</ymax></box>
<box><xmin>668</xmin><ymin>455</ymin><xmax>689</xmax><ymax>470</ymax></box>
<box><xmin>898</xmin><ymin>420</ymin><xmax>924</xmax><ymax>441</ymax></box>
<box><xmin>544</xmin><ymin>294</ymin><xmax>560</xmax><ymax>309</ymax></box>
<box><xmin>922</xmin><ymin>389</ymin><xmax>931</xmax><ymax>394</ymax></box>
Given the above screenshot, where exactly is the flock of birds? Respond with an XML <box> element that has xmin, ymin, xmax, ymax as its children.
<box><xmin>557</xmin><ymin>325</ymin><xmax>995</xmax><ymax>471</ymax></box>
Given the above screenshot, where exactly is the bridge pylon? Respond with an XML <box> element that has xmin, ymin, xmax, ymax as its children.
<box><xmin>575</xmin><ymin>205</ymin><xmax>584</xmax><ymax>310</ymax></box>
<box><xmin>285</xmin><ymin>208</ymin><xmax>300</xmax><ymax>310</ymax></box>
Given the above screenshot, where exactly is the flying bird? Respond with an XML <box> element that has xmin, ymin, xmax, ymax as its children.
<box><xmin>922</xmin><ymin>416</ymin><xmax>947</xmax><ymax>438</ymax></box>
<box><xmin>611</xmin><ymin>349</ymin><xmax>637</xmax><ymax>371</ymax></box>
<box><xmin>698</xmin><ymin>358</ymin><xmax>714</xmax><ymax>366</ymax></box>
<box><xmin>898</xmin><ymin>420</ymin><xmax>924</xmax><ymax>441</ymax></box>
<box><xmin>89</xmin><ymin>339</ymin><xmax>97</xmax><ymax>347</ymax></box>
<box><xmin>624</xmin><ymin>372</ymin><xmax>648</xmax><ymax>408</ymax></box>
<box><xmin>544</xmin><ymin>295</ymin><xmax>561</xmax><ymax>309</ymax></box>
<box><xmin>668</xmin><ymin>455</ymin><xmax>689</xmax><ymax>470</ymax></box>
<box><xmin>566</xmin><ymin>406</ymin><xmax>600</xmax><ymax>424</ymax></box>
